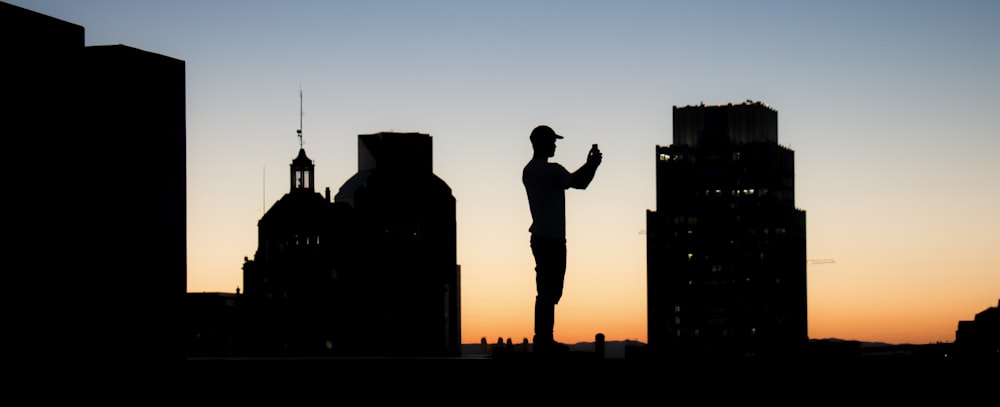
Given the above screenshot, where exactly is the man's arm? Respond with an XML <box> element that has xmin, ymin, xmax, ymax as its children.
<box><xmin>569</xmin><ymin>147</ymin><xmax>602</xmax><ymax>189</ymax></box>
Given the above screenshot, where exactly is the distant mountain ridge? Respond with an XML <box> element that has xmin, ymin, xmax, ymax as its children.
<box><xmin>811</xmin><ymin>337</ymin><xmax>927</xmax><ymax>347</ymax></box>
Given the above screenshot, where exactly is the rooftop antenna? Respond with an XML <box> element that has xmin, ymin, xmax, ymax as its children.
<box><xmin>297</xmin><ymin>86</ymin><xmax>304</xmax><ymax>149</ymax></box>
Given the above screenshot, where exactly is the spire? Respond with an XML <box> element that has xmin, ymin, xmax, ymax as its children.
<box><xmin>297</xmin><ymin>86</ymin><xmax>304</xmax><ymax>149</ymax></box>
<box><xmin>290</xmin><ymin>87</ymin><xmax>314</xmax><ymax>192</ymax></box>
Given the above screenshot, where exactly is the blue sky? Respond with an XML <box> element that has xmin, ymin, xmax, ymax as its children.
<box><xmin>12</xmin><ymin>0</ymin><xmax>999</xmax><ymax>344</ymax></box>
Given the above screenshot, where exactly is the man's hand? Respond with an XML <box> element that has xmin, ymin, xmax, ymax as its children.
<box><xmin>588</xmin><ymin>144</ymin><xmax>603</xmax><ymax>166</ymax></box>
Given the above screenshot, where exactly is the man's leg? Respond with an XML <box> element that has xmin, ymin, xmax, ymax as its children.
<box><xmin>531</xmin><ymin>238</ymin><xmax>567</xmax><ymax>352</ymax></box>
<box><xmin>534</xmin><ymin>299</ymin><xmax>555</xmax><ymax>342</ymax></box>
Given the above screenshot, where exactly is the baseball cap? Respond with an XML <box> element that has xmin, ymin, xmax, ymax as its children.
<box><xmin>530</xmin><ymin>125</ymin><xmax>564</xmax><ymax>142</ymax></box>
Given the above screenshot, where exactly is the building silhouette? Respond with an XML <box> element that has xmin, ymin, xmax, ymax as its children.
<box><xmin>185</xmin><ymin>292</ymin><xmax>240</xmax><ymax>358</ymax></box>
<box><xmin>335</xmin><ymin>132</ymin><xmax>461</xmax><ymax>357</ymax></box>
<box><xmin>645</xmin><ymin>101</ymin><xmax>807</xmax><ymax>359</ymax></box>
<box><xmin>240</xmin><ymin>144</ymin><xmax>357</xmax><ymax>356</ymax></box>
<box><xmin>3</xmin><ymin>2</ymin><xmax>186</xmax><ymax>364</ymax></box>
<box><xmin>235</xmin><ymin>131</ymin><xmax>460</xmax><ymax>358</ymax></box>
<box><xmin>954</xmin><ymin>299</ymin><xmax>999</xmax><ymax>359</ymax></box>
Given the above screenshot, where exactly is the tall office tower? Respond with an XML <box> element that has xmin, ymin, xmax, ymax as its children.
<box><xmin>80</xmin><ymin>44</ymin><xmax>187</xmax><ymax>363</ymax></box>
<box><xmin>336</xmin><ymin>132</ymin><xmax>460</xmax><ymax>357</ymax></box>
<box><xmin>2</xmin><ymin>2</ymin><xmax>186</xmax><ymax>364</ymax></box>
<box><xmin>241</xmin><ymin>147</ymin><xmax>356</xmax><ymax>356</ymax></box>
<box><xmin>646</xmin><ymin>101</ymin><xmax>807</xmax><ymax>359</ymax></box>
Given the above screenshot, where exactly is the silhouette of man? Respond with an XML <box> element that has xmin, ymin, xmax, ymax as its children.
<box><xmin>522</xmin><ymin>125</ymin><xmax>602</xmax><ymax>353</ymax></box>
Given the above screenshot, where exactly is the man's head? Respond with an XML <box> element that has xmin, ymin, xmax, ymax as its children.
<box><xmin>530</xmin><ymin>125</ymin><xmax>561</xmax><ymax>158</ymax></box>
<box><xmin>530</xmin><ymin>125</ymin><xmax>563</xmax><ymax>144</ymax></box>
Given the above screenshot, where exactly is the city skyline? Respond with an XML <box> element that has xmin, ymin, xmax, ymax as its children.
<box><xmin>11</xmin><ymin>0</ymin><xmax>998</xmax><ymax>346</ymax></box>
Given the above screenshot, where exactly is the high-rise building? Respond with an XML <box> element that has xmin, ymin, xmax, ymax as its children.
<box><xmin>646</xmin><ymin>101</ymin><xmax>807</xmax><ymax>359</ymax></box>
<box><xmin>3</xmin><ymin>2</ymin><xmax>187</xmax><ymax>364</ymax></box>
<box><xmin>336</xmin><ymin>132</ymin><xmax>460</xmax><ymax>357</ymax></box>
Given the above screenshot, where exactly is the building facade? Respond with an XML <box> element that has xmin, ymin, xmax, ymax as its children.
<box><xmin>646</xmin><ymin>101</ymin><xmax>807</xmax><ymax>359</ymax></box>
<box><xmin>3</xmin><ymin>2</ymin><xmax>187</xmax><ymax>364</ymax></box>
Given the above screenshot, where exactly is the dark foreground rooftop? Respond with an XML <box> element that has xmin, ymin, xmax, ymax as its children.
<box><xmin>177</xmin><ymin>353</ymin><xmax>997</xmax><ymax>401</ymax></box>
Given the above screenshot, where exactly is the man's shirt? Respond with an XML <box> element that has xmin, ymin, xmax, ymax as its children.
<box><xmin>523</xmin><ymin>158</ymin><xmax>572</xmax><ymax>241</ymax></box>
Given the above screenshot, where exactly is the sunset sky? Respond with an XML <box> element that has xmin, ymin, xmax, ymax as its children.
<box><xmin>13</xmin><ymin>0</ymin><xmax>998</xmax><ymax>346</ymax></box>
